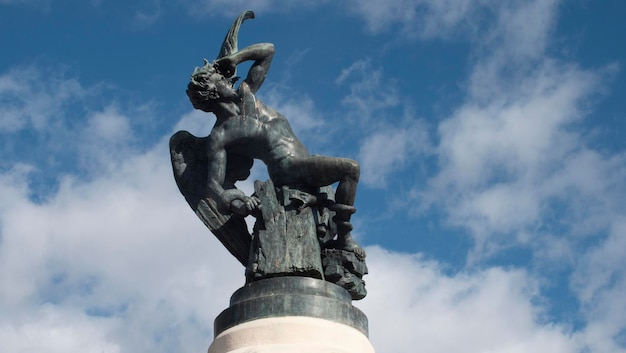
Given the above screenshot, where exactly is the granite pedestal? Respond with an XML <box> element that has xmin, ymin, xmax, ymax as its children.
<box><xmin>208</xmin><ymin>277</ymin><xmax>374</xmax><ymax>353</ymax></box>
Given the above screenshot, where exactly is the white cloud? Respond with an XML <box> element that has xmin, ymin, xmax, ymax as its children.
<box><xmin>336</xmin><ymin>59</ymin><xmax>400</xmax><ymax>123</ymax></box>
<box><xmin>361</xmin><ymin>246</ymin><xmax>581</xmax><ymax>353</ymax></box>
<box><xmin>131</xmin><ymin>0</ymin><xmax>161</xmax><ymax>29</ymax></box>
<box><xmin>133</xmin><ymin>11</ymin><xmax>160</xmax><ymax>28</ymax></box>
<box><xmin>335</xmin><ymin>59</ymin><xmax>402</xmax><ymax>136</ymax></box>
<box><xmin>344</xmin><ymin>0</ymin><xmax>478</xmax><ymax>38</ymax></box>
<box><xmin>343</xmin><ymin>0</ymin><xmax>559</xmax><ymax>50</ymax></box>
<box><xmin>0</xmin><ymin>66</ymin><xmax>83</xmax><ymax>132</ymax></box>
<box><xmin>0</xmin><ymin>133</ymin><xmax>244</xmax><ymax>353</ymax></box>
<box><xmin>0</xmin><ymin>65</ymin><xmax>244</xmax><ymax>353</ymax></box>
<box><xmin>394</xmin><ymin>1</ymin><xmax>626</xmax><ymax>349</ymax></box>
<box><xmin>0</xmin><ymin>306</ymin><xmax>121</xmax><ymax>353</ymax></box>
<box><xmin>336</xmin><ymin>59</ymin><xmax>433</xmax><ymax>188</ymax></box>
<box><xmin>0</xmin><ymin>64</ymin><xmax>167</xmax><ymax>186</ymax></box>
<box><xmin>335</xmin><ymin>60</ymin><xmax>370</xmax><ymax>86</ymax></box>
<box><xmin>427</xmin><ymin>61</ymin><xmax>601</xmax><ymax>227</ymax></box>
<box><xmin>489</xmin><ymin>0</ymin><xmax>558</xmax><ymax>60</ymax></box>
<box><xmin>358</xmin><ymin>121</ymin><xmax>429</xmax><ymax>188</ymax></box>
<box><xmin>0</xmin><ymin>152</ymin><xmax>594</xmax><ymax>353</ymax></box>
<box><xmin>261</xmin><ymin>86</ymin><xmax>325</xmax><ymax>143</ymax></box>
<box><xmin>172</xmin><ymin>109</ymin><xmax>214</xmax><ymax>138</ymax></box>
<box><xmin>78</xmin><ymin>107</ymin><xmax>134</xmax><ymax>174</ymax></box>
<box><xmin>572</xmin><ymin>234</ymin><xmax>626</xmax><ymax>353</ymax></box>
<box><xmin>571</xmin><ymin>219</ymin><xmax>626</xmax><ymax>353</ymax></box>
<box><xmin>411</xmin><ymin>0</ymin><xmax>626</xmax><ymax>267</ymax></box>
<box><xmin>87</xmin><ymin>108</ymin><xmax>132</xmax><ymax>143</ymax></box>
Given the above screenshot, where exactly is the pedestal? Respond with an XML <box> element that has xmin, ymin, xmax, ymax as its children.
<box><xmin>208</xmin><ymin>277</ymin><xmax>375</xmax><ymax>353</ymax></box>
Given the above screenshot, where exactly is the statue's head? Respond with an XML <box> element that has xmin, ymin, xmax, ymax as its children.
<box><xmin>186</xmin><ymin>59</ymin><xmax>238</xmax><ymax>112</ymax></box>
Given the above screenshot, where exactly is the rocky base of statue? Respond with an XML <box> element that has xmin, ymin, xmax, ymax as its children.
<box><xmin>322</xmin><ymin>248</ymin><xmax>367</xmax><ymax>300</ymax></box>
<box><xmin>208</xmin><ymin>277</ymin><xmax>375</xmax><ymax>353</ymax></box>
<box><xmin>246</xmin><ymin>179</ymin><xmax>367</xmax><ymax>300</ymax></box>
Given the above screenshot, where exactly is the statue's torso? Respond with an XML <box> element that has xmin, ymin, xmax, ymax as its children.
<box><xmin>213</xmin><ymin>89</ymin><xmax>309</xmax><ymax>177</ymax></box>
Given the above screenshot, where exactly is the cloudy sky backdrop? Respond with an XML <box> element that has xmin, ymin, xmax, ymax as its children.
<box><xmin>1</xmin><ymin>1</ymin><xmax>625</xmax><ymax>352</ymax></box>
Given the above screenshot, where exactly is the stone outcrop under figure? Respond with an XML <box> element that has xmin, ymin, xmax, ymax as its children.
<box><xmin>246</xmin><ymin>180</ymin><xmax>367</xmax><ymax>299</ymax></box>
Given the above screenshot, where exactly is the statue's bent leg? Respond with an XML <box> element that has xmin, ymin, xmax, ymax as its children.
<box><xmin>288</xmin><ymin>156</ymin><xmax>359</xmax><ymax>205</ymax></box>
<box><xmin>287</xmin><ymin>156</ymin><xmax>365</xmax><ymax>259</ymax></box>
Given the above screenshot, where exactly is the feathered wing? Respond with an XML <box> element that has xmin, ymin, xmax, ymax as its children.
<box><xmin>169</xmin><ymin>130</ymin><xmax>251</xmax><ymax>266</ymax></box>
<box><xmin>216</xmin><ymin>10</ymin><xmax>255</xmax><ymax>60</ymax></box>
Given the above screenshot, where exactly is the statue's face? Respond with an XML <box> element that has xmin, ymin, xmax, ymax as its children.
<box><xmin>212</xmin><ymin>79</ymin><xmax>237</xmax><ymax>100</ymax></box>
<box><xmin>187</xmin><ymin>82</ymin><xmax>215</xmax><ymax>112</ymax></box>
<box><xmin>187</xmin><ymin>64</ymin><xmax>237</xmax><ymax>111</ymax></box>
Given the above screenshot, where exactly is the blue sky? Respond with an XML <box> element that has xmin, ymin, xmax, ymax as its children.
<box><xmin>1</xmin><ymin>1</ymin><xmax>625</xmax><ymax>352</ymax></box>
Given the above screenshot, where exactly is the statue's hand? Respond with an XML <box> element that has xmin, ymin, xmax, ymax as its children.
<box><xmin>215</xmin><ymin>57</ymin><xmax>236</xmax><ymax>78</ymax></box>
<box><xmin>245</xmin><ymin>196</ymin><xmax>261</xmax><ymax>213</ymax></box>
<box><xmin>230</xmin><ymin>196</ymin><xmax>261</xmax><ymax>217</ymax></box>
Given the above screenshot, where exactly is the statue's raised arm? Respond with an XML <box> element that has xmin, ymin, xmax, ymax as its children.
<box><xmin>215</xmin><ymin>43</ymin><xmax>274</xmax><ymax>95</ymax></box>
<box><xmin>213</xmin><ymin>10</ymin><xmax>274</xmax><ymax>94</ymax></box>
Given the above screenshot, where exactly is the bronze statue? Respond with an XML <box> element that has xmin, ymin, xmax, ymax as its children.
<box><xmin>170</xmin><ymin>10</ymin><xmax>367</xmax><ymax>299</ymax></box>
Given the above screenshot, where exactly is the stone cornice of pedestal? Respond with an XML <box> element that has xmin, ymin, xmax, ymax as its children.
<box><xmin>213</xmin><ymin>276</ymin><xmax>369</xmax><ymax>338</ymax></box>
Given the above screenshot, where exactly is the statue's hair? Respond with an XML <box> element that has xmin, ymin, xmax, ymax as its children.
<box><xmin>186</xmin><ymin>59</ymin><xmax>237</xmax><ymax>111</ymax></box>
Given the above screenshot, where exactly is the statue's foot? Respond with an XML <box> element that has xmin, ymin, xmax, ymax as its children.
<box><xmin>338</xmin><ymin>234</ymin><xmax>366</xmax><ymax>260</ymax></box>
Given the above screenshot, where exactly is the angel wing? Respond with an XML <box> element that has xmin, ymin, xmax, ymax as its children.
<box><xmin>216</xmin><ymin>10</ymin><xmax>255</xmax><ymax>61</ymax></box>
<box><xmin>169</xmin><ymin>130</ymin><xmax>251</xmax><ymax>266</ymax></box>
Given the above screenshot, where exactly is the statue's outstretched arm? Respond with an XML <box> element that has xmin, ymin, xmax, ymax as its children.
<box><xmin>216</xmin><ymin>43</ymin><xmax>274</xmax><ymax>94</ymax></box>
<box><xmin>206</xmin><ymin>131</ymin><xmax>258</xmax><ymax>217</ymax></box>
<box><xmin>206</xmin><ymin>132</ymin><xmax>227</xmax><ymax>202</ymax></box>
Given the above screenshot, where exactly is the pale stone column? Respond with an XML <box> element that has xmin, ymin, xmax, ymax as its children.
<box><xmin>208</xmin><ymin>316</ymin><xmax>374</xmax><ymax>353</ymax></box>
